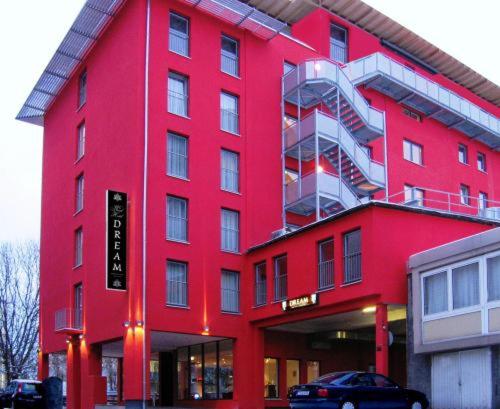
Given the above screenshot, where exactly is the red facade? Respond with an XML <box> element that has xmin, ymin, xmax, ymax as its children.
<box><xmin>28</xmin><ymin>1</ymin><xmax>500</xmax><ymax>408</ymax></box>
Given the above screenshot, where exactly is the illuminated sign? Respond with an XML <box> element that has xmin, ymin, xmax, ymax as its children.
<box><xmin>106</xmin><ymin>190</ymin><xmax>127</xmax><ymax>291</ymax></box>
<box><xmin>281</xmin><ymin>293</ymin><xmax>319</xmax><ymax>311</ymax></box>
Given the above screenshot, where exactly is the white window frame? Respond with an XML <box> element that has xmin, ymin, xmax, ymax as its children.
<box><xmin>74</xmin><ymin>228</ymin><xmax>83</xmax><ymax>268</ymax></box>
<box><xmin>169</xmin><ymin>11</ymin><xmax>189</xmax><ymax>57</ymax></box>
<box><xmin>477</xmin><ymin>152</ymin><xmax>487</xmax><ymax>172</ymax></box>
<box><xmin>459</xmin><ymin>184</ymin><xmax>470</xmax><ymax>206</ymax></box>
<box><xmin>166</xmin><ymin>260</ymin><xmax>188</xmax><ymax>307</ymax></box>
<box><xmin>166</xmin><ymin>195</ymin><xmax>188</xmax><ymax>242</ymax></box>
<box><xmin>458</xmin><ymin>144</ymin><xmax>468</xmax><ymax>164</ymax></box>
<box><xmin>75</xmin><ymin>174</ymin><xmax>84</xmax><ymax>213</ymax></box>
<box><xmin>221</xmin><ymin>34</ymin><xmax>239</xmax><ymax>77</ymax></box>
<box><xmin>167</xmin><ymin>132</ymin><xmax>189</xmax><ymax>179</ymax></box>
<box><xmin>403</xmin><ymin>139</ymin><xmax>423</xmax><ymax>165</ymax></box>
<box><xmin>168</xmin><ymin>72</ymin><xmax>189</xmax><ymax>117</ymax></box>
<box><xmin>220</xmin><ymin>92</ymin><xmax>239</xmax><ymax>135</ymax></box>
<box><xmin>221</xmin><ymin>209</ymin><xmax>239</xmax><ymax>253</ymax></box>
<box><xmin>78</xmin><ymin>70</ymin><xmax>87</xmax><ymax>108</ymax></box>
<box><xmin>330</xmin><ymin>23</ymin><xmax>347</xmax><ymax>63</ymax></box>
<box><xmin>76</xmin><ymin>122</ymin><xmax>85</xmax><ymax>161</ymax></box>
<box><xmin>404</xmin><ymin>185</ymin><xmax>424</xmax><ymax>206</ymax></box>
<box><xmin>221</xmin><ymin>149</ymin><xmax>239</xmax><ymax>193</ymax></box>
<box><xmin>221</xmin><ymin>269</ymin><xmax>240</xmax><ymax>313</ymax></box>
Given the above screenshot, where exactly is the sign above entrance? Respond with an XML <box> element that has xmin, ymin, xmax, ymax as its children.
<box><xmin>281</xmin><ymin>293</ymin><xmax>319</xmax><ymax>311</ymax></box>
<box><xmin>106</xmin><ymin>190</ymin><xmax>127</xmax><ymax>291</ymax></box>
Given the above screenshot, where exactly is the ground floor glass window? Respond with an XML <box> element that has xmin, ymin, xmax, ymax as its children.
<box><xmin>264</xmin><ymin>357</ymin><xmax>279</xmax><ymax>399</ymax></box>
<box><xmin>307</xmin><ymin>361</ymin><xmax>320</xmax><ymax>382</ymax></box>
<box><xmin>286</xmin><ymin>360</ymin><xmax>300</xmax><ymax>390</ymax></box>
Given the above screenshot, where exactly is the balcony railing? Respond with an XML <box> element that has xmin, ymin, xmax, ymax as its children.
<box><xmin>169</xmin><ymin>30</ymin><xmax>189</xmax><ymax>56</ymax></box>
<box><xmin>255</xmin><ymin>280</ymin><xmax>267</xmax><ymax>306</ymax></box>
<box><xmin>55</xmin><ymin>308</ymin><xmax>83</xmax><ymax>333</ymax></box>
<box><xmin>274</xmin><ymin>274</ymin><xmax>287</xmax><ymax>301</ymax></box>
<box><xmin>318</xmin><ymin>259</ymin><xmax>334</xmax><ymax>289</ymax></box>
<box><xmin>221</xmin><ymin>109</ymin><xmax>239</xmax><ymax>134</ymax></box>
<box><xmin>168</xmin><ymin>91</ymin><xmax>188</xmax><ymax>117</ymax></box>
<box><xmin>344</xmin><ymin>252</ymin><xmax>362</xmax><ymax>284</ymax></box>
<box><xmin>221</xmin><ymin>52</ymin><xmax>238</xmax><ymax>77</ymax></box>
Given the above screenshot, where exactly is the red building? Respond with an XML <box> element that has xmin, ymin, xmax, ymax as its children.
<box><xmin>17</xmin><ymin>1</ymin><xmax>500</xmax><ymax>409</ymax></box>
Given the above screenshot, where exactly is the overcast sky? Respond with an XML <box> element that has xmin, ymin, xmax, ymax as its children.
<box><xmin>0</xmin><ymin>1</ymin><xmax>498</xmax><ymax>242</ymax></box>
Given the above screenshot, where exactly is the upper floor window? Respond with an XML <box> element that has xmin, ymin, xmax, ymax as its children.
<box><xmin>168</xmin><ymin>72</ymin><xmax>189</xmax><ymax>117</ymax></box>
<box><xmin>330</xmin><ymin>24</ymin><xmax>347</xmax><ymax>63</ymax></box>
<box><xmin>76</xmin><ymin>122</ymin><xmax>85</xmax><ymax>161</ymax></box>
<box><xmin>167</xmin><ymin>260</ymin><xmax>188</xmax><ymax>307</ymax></box>
<box><xmin>167</xmin><ymin>195</ymin><xmax>188</xmax><ymax>242</ymax></box>
<box><xmin>274</xmin><ymin>255</ymin><xmax>287</xmax><ymax>301</ymax></box>
<box><xmin>423</xmin><ymin>270</ymin><xmax>447</xmax><ymax>315</ymax></box>
<box><xmin>477</xmin><ymin>152</ymin><xmax>487</xmax><ymax>172</ymax></box>
<box><xmin>458</xmin><ymin>144</ymin><xmax>468</xmax><ymax>164</ymax></box>
<box><xmin>283</xmin><ymin>61</ymin><xmax>296</xmax><ymax>75</ymax></box>
<box><xmin>285</xmin><ymin>168</ymin><xmax>298</xmax><ymax>184</ymax></box>
<box><xmin>459</xmin><ymin>184</ymin><xmax>470</xmax><ymax>206</ymax></box>
<box><xmin>220</xmin><ymin>92</ymin><xmax>239</xmax><ymax>134</ymax></box>
<box><xmin>452</xmin><ymin>262</ymin><xmax>479</xmax><ymax>309</ymax></box>
<box><xmin>487</xmin><ymin>255</ymin><xmax>500</xmax><ymax>302</ymax></box>
<box><xmin>403</xmin><ymin>139</ymin><xmax>423</xmax><ymax>165</ymax></box>
<box><xmin>343</xmin><ymin>229</ymin><xmax>361</xmax><ymax>284</ymax></box>
<box><xmin>167</xmin><ymin>132</ymin><xmax>188</xmax><ymax>179</ymax></box>
<box><xmin>404</xmin><ymin>185</ymin><xmax>424</xmax><ymax>207</ymax></box>
<box><xmin>75</xmin><ymin>174</ymin><xmax>84</xmax><ymax>213</ymax></box>
<box><xmin>318</xmin><ymin>238</ymin><xmax>334</xmax><ymax>289</ymax></box>
<box><xmin>479</xmin><ymin>192</ymin><xmax>488</xmax><ymax>210</ymax></box>
<box><xmin>78</xmin><ymin>70</ymin><xmax>87</xmax><ymax>108</ymax></box>
<box><xmin>74</xmin><ymin>227</ymin><xmax>83</xmax><ymax>267</ymax></box>
<box><xmin>221</xmin><ymin>34</ymin><xmax>239</xmax><ymax>77</ymax></box>
<box><xmin>221</xmin><ymin>149</ymin><xmax>239</xmax><ymax>193</ymax></box>
<box><xmin>255</xmin><ymin>262</ymin><xmax>267</xmax><ymax>306</ymax></box>
<box><xmin>402</xmin><ymin>108</ymin><xmax>422</xmax><ymax>122</ymax></box>
<box><xmin>169</xmin><ymin>12</ymin><xmax>189</xmax><ymax>56</ymax></box>
<box><xmin>74</xmin><ymin>283</ymin><xmax>83</xmax><ymax>330</ymax></box>
<box><xmin>221</xmin><ymin>209</ymin><xmax>239</xmax><ymax>252</ymax></box>
<box><xmin>221</xmin><ymin>270</ymin><xmax>240</xmax><ymax>313</ymax></box>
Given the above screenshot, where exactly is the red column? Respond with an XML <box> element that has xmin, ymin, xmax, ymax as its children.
<box><xmin>375</xmin><ymin>303</ymin><xmax>389</xmax><ymax>376</ymax></box>
<box><xmin>80</xmin><ymin>343</ymin><xmax>107</xmax><ymax>409</ymax></box>
<box><xmin>123</xmin><ymin>327</ymin><xmax>150</xmax><ymax>405</ymax></box>
<box><xmin>38</xmin><ymin>352</ymin><xmax>49</xmax><ymax>380</ymax></box>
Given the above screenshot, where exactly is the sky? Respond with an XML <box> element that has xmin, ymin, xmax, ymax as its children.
<box><xmin>0</xmin><ymin>0</ymin><xmax>499</xmax><ymax>242</ymax></box>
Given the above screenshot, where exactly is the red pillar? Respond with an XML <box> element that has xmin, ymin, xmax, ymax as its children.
<box><xmin>375</xmin><ymin>303</ymin><xmax>389</xmax><ymax>376</ymax></box>
<box><xmin>38</xmin><ymin>352</ymin><xmax>49</xmax><ymax>380</ymax></box>
<box><xmin>80</xmin><ymin>343</ymin><xmax>107</xmax><ymax>409</ymax></box>
<box><xmin>123</xmin><ymin>327</ymin><xmax>150</xmax><ymax>406</ymax></box>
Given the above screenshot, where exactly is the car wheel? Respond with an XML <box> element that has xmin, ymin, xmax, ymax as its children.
<box><xmin>410</xmin><ymin>401</ymin><xmax>423</xmax><ymax>409</ymax></box>
<box><xmin>341</xmin><ymin>401</ymin><xmax>356</xmax><ymax>409</ymax></box>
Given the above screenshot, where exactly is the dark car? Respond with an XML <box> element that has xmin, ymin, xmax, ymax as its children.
<box><xmin>0</xmin><ymin>380</ymin><xmax>43</xmax><ymax>409</ymax></box>
<box><xmin>289</xmin><ymin>371</ymin><xmax>428</xmax><ymax>409</ymax></box>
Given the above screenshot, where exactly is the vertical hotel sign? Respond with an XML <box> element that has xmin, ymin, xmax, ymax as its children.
<box><xmin>106</xmin><ymin>190</ymin><xmax>127</xmax><ymax>291</ymax></box>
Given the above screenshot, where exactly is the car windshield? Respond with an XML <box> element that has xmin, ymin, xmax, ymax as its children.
<box><xmin>22</xmin><ymin>383</ymin><xmax>42</xmax><ymax>393</ymax></box>
<box><xmin>311</xmin><ymin>372</ymin><xmax>354</xmax><ymax>385</ymax></box>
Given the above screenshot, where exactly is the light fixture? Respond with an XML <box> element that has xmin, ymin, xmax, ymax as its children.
<box><xmin>136</xmin><ymin>320</ymin><xmax>144</xmax><ymax>327</ymax></box>
<box><xmin>78</xmin><ymin>334</ymin><xmax>85</xmax><ymax>340</ymax></box>
<box><xmin>314</xmin><ymin>62</ymin><xmax>322</xmax><ymax>72</ymax></box>
<box><xmin>317</xmin><ymin>165</ymin><xmax>324</xmax><ymax>173</ymax></box>
<box><xmin>362</xmin><ymin>306</ymin><xmax>376</xmax><ymax>314</ymax></box>
<box><xmin>123</xmin><ymin>321</ymin><xmax>131</xmax><ymax>328</ymax></box>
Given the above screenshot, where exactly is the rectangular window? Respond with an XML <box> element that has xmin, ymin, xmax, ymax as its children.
<box><xmin>458</xmin><ymin>144</ymin><xmax>468</xmax><ymax>164</ymax></box>
<box><xmin>285</xmin><ymin>168</ymin><xmax>298</xmax><ymax>184</ymax></box>
<box><xmin>221</xmin><ymin>149</ymin><xmax>239</xmax><ymax>193</ymax></box>
<box><xmin>459</xmin><ymin>184</ymin><xmax>470</xmax><ymax>206</ymax></box>
<box><xmin>452</xmin><ymin>262</ymin><xmax>479</xmax><ymax>309</ymax></box>
<box><xmin>330</xmin><ymin>24</ymin><xmax>347</xmax><ymax>63</ymax></box>
<box><xmin>264</xmin><ymin>358</ymin><xmax>279</xmax><ymax>398</ymax></box>
<box><xmin>221</xmin><ymin>270</ymin><xmax>240</xmax><ymax>313</ymax></box>
<box><xmin>487</xmin><ymin>255</ymin><xmax>500</xmax><ymax>302</ymax></box>
<box><xmin>169</xmin><ymin>12</ymin><xmax>189</xmax><ymax>56</ymax></box>
<box><xmin>74</xmin><ymin>283</ymin><xmax>83</xmax><ymax>330</ymax></box>
<box><xmin>255</xmin><ymin>262</ymin><xmax>267</xmax><ymax>306</ymax></box>
<box><xmin>221</xmin><ymin>209</ymin><xmax>239</xmax><ymax>252</ymax></box>
<box><xmin>479</xmin><ymin>192</ymin><xmax>488</xmax><ymax>210</ymax></box>
<box><xmin>477</xmin><ymin>152</ymin><xmax>487</xmax><ymax>172</ymax></box>
<box><xmin>283</xmin><ymin>61</ymin><xmax>296</xmax><ymax>75</ymax></box>
<box><xmin>402</xmin><ymin>108</ymin><xmax>421</xmax><ymax>122</ymax></box>
<box><xmin>168</xmin><ymin>72</ymin><xmax>189</xmax><ymax>117</ymax></box>
<box><xmin>274</xmin><ymin>255</ymin><xmax>287</xmax><ymax>301</ymax></box>
<box><xmin>218</xmin><ymin>340</ymin><xmax>234</xmax><ymax>399</ymax></box>
<box><xmin>189</xmin><ymin>345</ymin><xmax>203</xmax><ymax>399</ymax></box>
<box><xmin>177</xmin><ymin>348</ymin><xmax>189</xmax><ymax>400</ymax></box>
<box><xmin>167</xmin><ymin>260</ymin><xmax>188</xmax><ymax>306</ymax></box>
<box><xmin>220</xmin><ymin>92</ymin><xmax>239</xmax><ymax>134</ymax></box>
<box><xmin>74</xmin><ymin>227</ymin><xmax>83</xmax><ymax>267</ymax></box>
<box><xmin>423</xmin><ymin>271</ymin><xmax>448</xmax><ymax>315</ymax></box>
<box><xmin>286</xmin><ymin>360</ymin><xmax>300</xmax><ymax>390</ymax></box>
<box><xmin>167</xmin><ymin>132</ymin><xmax>188</xmax><ymax>179</ymax></box>
<box><xmin>307</xmin><ymin>361</ymin><xmax>320</xmax><ymax>383</ymax></box>
<box><xmin>403</xmin><ymin>139</ymin><xmax>423</xmax><ymax>165</ymax></box>
<box><xmin>318</xmin><ymin>238</ymin><xmax>334</xmax><ymax>289</ymax></box>
<box><xmin>167</xmin><ymin>196</ymin><xmax>188</xmax><ymax>242</ymax></box>
<box><xmin>76</xmin><ymin>122</ymin><xmax>85</xmax><ymax>160</ymax></box>
<box><xmin>204</xmin><ymin>342</ymin><xmax>217</xmax><ymax>399</ymax></box>
<box><xmin>344</xmin><ymin>229</ymin><xmax>361</xmax><ymax>283</ymax></box>
<box><xmin>78</xmin><ymin>70</ymin><xmax>87</xmax><ymax>108</ymax></box>
<box><xmin>404</xmin><ymin>185</ymin><xmax>424</xmax><ymax>207</ymax></box>
<box><xmin>75</xmin><ymin>174</ymin><xmax>84</xmax><ymax>213</ymax></box>
<box><xmin>221</xmin><ymin>35</ymin><xmax>239</xmax><ymax>77</ymax></box>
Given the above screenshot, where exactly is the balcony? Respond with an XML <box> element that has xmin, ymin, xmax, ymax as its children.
<box><xmin>55</xmin><ymin>308</ymin><xmax>83</xmax><ymax>334</ymax></box>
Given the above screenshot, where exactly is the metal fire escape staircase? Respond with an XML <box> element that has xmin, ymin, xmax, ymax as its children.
<box><xmin>282</xmin><ymin>59</ymin><xmax>387</xmax><ymax>220</ymax></box>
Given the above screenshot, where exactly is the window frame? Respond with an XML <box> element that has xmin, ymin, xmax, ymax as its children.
<box><xmin>74</xmin><ymin>283</ymin><xmax>83</xmax><ymax>330</ymax></box>
<box><xmin>318</xmin><ymin>238</ymin><xmax>334</xmax><ymax>290</ymax></box>
<box><xmin>166</xmin><ymin>195</ymin><xmax>189</xmax><ymax>243</ymax></box>
<box><xmin>273</xmin><ymin>254</ymin><xmax>288</xmax><ymax>301</ymax></box>
<box><xmin>221</xmin><ymin>269</ymin><xmax>240</xmax><ymax>313</ymax></box>
<box><xmin>75</xmin><ymin>173</ymin><xmax>84</xmax><ymax>214</ymax></box>
<box><xmin>220</xmin><ymin>208</ymin><xmax>240</xmax><ymax>253</ymax></box>
<box><xmin>220</xmin><ymin>91</ymin><xmax>239</xmax><ymax>135</ymax></box>
<box><xmin>76</xmin><ymin>122</ymin><xmax>85</xmax><ymax>161</ymax></box>
<box><xmin>168</xmin><ymin>71</ymin><xmax>189</xmax><ymax>117</ymax></box>
<box><xmin>458</xmin><ymin>144</ymin><xmax>469</xmax><ymax>165</ymax></box>
<box><xmin>329</xmin><ymin>23</ymin><xmax>348</xmax><ymax>63</ymax></box>
<box><xmin>403</xmin><ymin>139</ymin><xmax>423</xmax><ymax>165</ymax></box>
<box><xmin>459</xmin><ymin>184</ymin><xmax>471</xmax><ymax>206</ymax></box>
<box><xmin>166</xmin><ymin>259</ymin><xmax>188</xmax><ymax>307</ymax></box>
<box><xmin>254</xmin><ymin>261</ymin><xmax>267</xmax><ymax>307</ymax></box>
<box><xmin>74</xmin><ymin>227</ymin><xmax>83</xmax><ymax>268</ymax></box>
<box><xmin>343</xmin><ymin>229</ymin><xmax>362</xmax><ymax>284</ymax></box>
<box><xmin>264</xmin><ymin>357</ymin><xmax>280</xmax><ymax>399</ymax></box>
<box><xmin>477</xmin><ymin>152</ymin><xmax>487</xmax><ymax>172</ymax></box>
<box><xmin>221</xmin><ymin>34</ymin><xmax>239</xmax><ymax>77</ymax></box>
<box><xmin>78</xmin><ymin>69</ymin><xmax>87</xmax><ymax>109</ymax></box>
<box><xmin>167</xmin><ymin>131</ymin><xmax>189</xmax><ymax>180</ymax></box>
<box><xmin>404</xmin><ymin>184</ymin><xmax>424</xmax><ymax>207</ymax></box>
<box><xmin>169</xmin><ymin>11</ymin><xmax>190</xmax><ymax>57</ymax></box>
<box><xmin>220</xmin><ymin>149</ymin><xmax>240</xmax><ymax>193</ymax></box>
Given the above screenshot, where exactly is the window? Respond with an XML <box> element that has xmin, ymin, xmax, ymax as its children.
<box><xmin>458</xmin><ymin>144</ymin><xmax>468</xmax><ymax>164</ymax></box>
<box><xmin>167</xmin><ymin>196</ymin><xmax>188</xmax><ymax>242</ymax></box>
<box><xmin>167</xmin><ymin>132</ymin><xmax>188</xmax><ymax>178</ymax></box>
<box><xmin>167</xmin><ymin>260</ymin><xmax>188</xmax><ymax>306</ymax></box>
<box><xmin>487</xmin><ymin>255</ymin><xmax>500</xmax><ymax>302</ymax></box>
<box><xmin>189</xmin><ymin>344</ymin><xmax>203</xmax><ymax>399</ymax></box>
<box><xmin>204</xmin><ymin>342</ymin><xmax>217</xmax><ymax>399</ymax></box>
<box><xmin>423</xmin><ymin>271</ymin><xmax>448</xmax><ymax>315</ymax></box>
<box><xmin>221</xmin><ymin>35</ymin><xmax>239</xmax><ymax>76</ymax></box>
<box><xmin>452</xmin><ymin>262</ymin><xmax>479</xmax><ymax>309</ymax></box>
<box><xmin>402</xmin><ymin>108</ymin><xmax>421</xmax><ymax>122</ymax></box>
<box><xmin>75</xmin><ymin>174</ymin><xmax>84</xmax><ymax>213</ymax></box>
<box><xmin>218</xmin><ymin>340</ymin><xmax>234</xmax><ymax>399</ymax></box>
<box><xmin>285</xmin><ymin>168</ymin><xmax>298</xmax><ymax>184</ymax></box>
<box><xmin>221</xmin><ymin>149</ymin><xmax>239</xmax><ymax>193</ymax></box>
<box><xmin>221</xmin><ymin>270</ymin><xmax>240</xmax><ymax>313</ymax></box>
<box><xmin>307</xmin><ymin>361</ymin><xmax>320</xmax><ymax>383</ymax></box>
<box><xmin>459</xmin><ymin>184</ymin><xmax>470</xmax><ymax>206</ymax></box>
<box><xmin>479</xmin><ymin>192</ymin><xmax>488</xmax><ymax>210</ymax></box>
<box><xmin>76</xmin><ymin>122</ymin><xmax>85</xmax><ymax>160</ymax></box>
<box><xmin>330</xmin><ymin>24</ymin><xmax>347</xmax><ymax>63</ymax></box>
<box><xmin>344</xmin><ymin>229</ymin><xmax>361</xmax><ymax>283</ymax></box>
<box><xmin>78</xmin><ymin>70</ymin><xmax>87</xmax><ymax>108</ymax></box>
<box><xmin>74</xmin><ymin>227</ymin><xmax>83</xmax><ymax>267</ymax></box>
<box><xmin>169</xmin><ymin>12</ymin><xmax>189</xmax><ymax>56</ymax></box>
<box><xmin>318</xmin><ymin>238</ymin><xmax>334</xmax><ymax>289</ymax></box>
<box><xmin>168</xmin><ymin>72</ymin><xmax>189</xmax><ymax>117</ymax></box>
<box><xmin>283</xmin><ymin>114</ymin><xmax>297</xmax><ymax>129</ymax></box>
<box><xmin>264</xmin><ymin>358</ymin><xmax>278</xmax><ymax>398</ymax></box>
<box><xmin>221</xmin><ymin>209</ymin><xmax>239</xmax><ymax>252</ymax></box>
<box><xmin>220</xmin><ymin>92</ymin><xmax>239</xmax><ymax>134</ymax></box>
<box><xmin>477</xmin><ymin>152</ymin><xmax>487</xmax><ymax>172</ymax></box>
<box><xmin>403</xmin><ymin>139</ymin><xmax>423</xmax><ymax>165</ymax></box>
<box><xmin>286</xmin><ymin>360</ymin><xmax>300</xmax><ymax>390</ymax></box>
<box><xmin>283</xmin><ymin>61</ymin><xmax>296</xmax><ymax>75</ymax></box>
<box><xmin>372</xmin><ymin>374</ymin><xmax>398</xmax><ymax>388</ymax></box>
<box><xmin>274</xmin><ymin>255</ymin><xmax>287</xmax><ymax>301</ymax></box>
<box><xmin>74</xmin><ymin>284</ymin><xmax>83</xmax><ymax>330</ymax></box>
<box><xmin>255</xmin><ymin>262</ymin><xmax>267</xmax><ymax>306</ymax></box>
<box><xmin>404</xmin><ymin>185</ymin><xmax>424</xmax><ymax>207</ymax></box>
<box><xmin>177</xmin><ymin>348</ymin><xmax>189</xmax><ymax>400</ymax></box>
